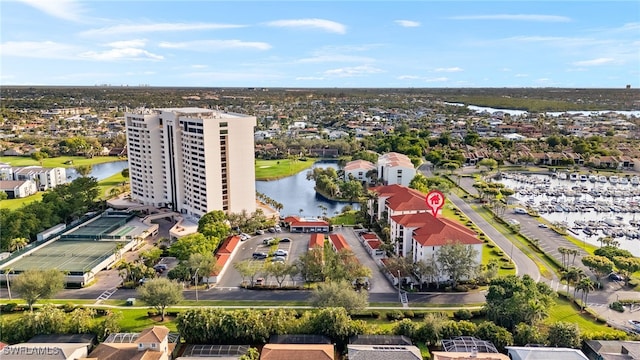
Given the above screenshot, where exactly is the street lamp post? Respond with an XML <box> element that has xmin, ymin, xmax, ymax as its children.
<box><xmin>194</xmin><ymin>268</ymin><xmax>199</xmax><ymax>302</ymax></box>
<box><xmin>398</xmin><ymin>270</ymin><xmax>401</xmax><ymax>301</ymax></box>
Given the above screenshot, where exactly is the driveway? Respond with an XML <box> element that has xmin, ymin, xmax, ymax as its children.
<box><xmin>334</xmin><ymin>227</ymin><xmax>395</xmax><ymax>294</ymax></box>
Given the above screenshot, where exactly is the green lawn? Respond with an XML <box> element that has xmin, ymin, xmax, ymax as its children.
<box><xmin>545</xmin><ymin>297</ymin><xmax>621</xmax><ymax>335</ymax></box>
<box><xmin>331</xmin><ymin>210</ymin><xmax>359</xmax><ymax>225</ymax></box>
<box><xmin>0</xmin><ymin>192</ymin><xmax>44</xmax><ymax>210</ymax></box>
<box><xmin>255</xmin><ymin>158</ymin><xmax>316</xmax><ymax>180</ymax></box>
<box><xmin>97</xmin><ymin>172</ymin><xmax>127</xmax><ymax>200</ymax></box>
<box><xmin>0</xmin><ymin>156</ymin><xmax>121</xmax><ymax>168</ymax></box>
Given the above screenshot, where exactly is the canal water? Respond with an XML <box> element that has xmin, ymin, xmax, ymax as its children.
<box><xmin>496</xmin><ymin>173</ymin><xmax>640</xmax><ymax>257</ymax></box>
<box><xmin>67</xmin><ymin>160</ymin><xmax>129</xmax><ymax>181</ymax></box>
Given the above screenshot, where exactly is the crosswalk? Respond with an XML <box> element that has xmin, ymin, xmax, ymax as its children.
<box><xmin>95</xmin><ymin>287</ymin><xmax>117</xmax><ymax>304</ymax></box>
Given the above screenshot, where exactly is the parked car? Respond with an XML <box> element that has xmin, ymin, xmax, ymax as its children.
<box><xmin>280</xmin><ymin>238</ymin><xmax>291</xmax><ymax>242</ymax></box>
<box><xmin>263</xmin><ymin>237</ymin><xmax>276</xmax><ymax>245</ymax></box>
<box><xmin>255</xmin><ymin>229</ymin><xmax>264</xmax><ymax>235</ymax></box>
<box><xmin>609</xmin><ymin>273</ymin><xmax>624</xmax><ymax>281</ymax></box>
<box><xmin>252</xmin><ymin>252</ymin><xmax>268</xmax><ymax>260</ymax></box>
<box><xmin>240</xmin><ymin>233</ymin><xmax>251</xmax><ymax>241</ymax></box>
<box><xmin>272</xmin><ymin>256</ymin><xmax>286</xmax><ymax>263</ymax></box>
<box><xmin>274</xmin><ymin>249</ymin><xmax>288</xmax><ymax>257</ymax></box>
<box><xmin>268</xmin><ymin>227</ymin><xmax>277</xmax><ymax>233</ymax></box>
<box><xmin>255</xmin><ymin>278</ymin><xmax>264</xmax><ymax>286</ymax></box>
<box><xmin>538</xmin><ymin>223</ymin><xmax>548</xmax><ymax>228</ymax></box>
<box><xmin>274</xmin><ymin>225</ymin><xmax>282</xmax><ymax>233</ymax></box>
<box><xmin>154</xmin><ymin>264</ymin><xmax>168</xmax><ymax>272</ymax></box>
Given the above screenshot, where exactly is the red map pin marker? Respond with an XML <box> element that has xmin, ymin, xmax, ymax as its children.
<box><xmin>425</xmin><ymin>189</ymin><xmax>445</xmax><ymax>218</ymax></box>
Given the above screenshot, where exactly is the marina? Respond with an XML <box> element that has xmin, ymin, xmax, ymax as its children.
<box><xmin>496</xmin><ymin>172</ymin><xmax>640</xmax><ymax>257</ymax></box>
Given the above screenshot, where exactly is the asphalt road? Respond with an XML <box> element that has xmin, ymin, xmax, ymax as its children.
<box><xmin>419</xmin><ymin>164</ymin><xmax>543</xmax><ymax>282</ymax></box>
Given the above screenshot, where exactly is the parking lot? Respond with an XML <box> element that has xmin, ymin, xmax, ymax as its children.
<box><xmin>216</xmin><ymin>230</ymin><xmax>310</xmax><ymax>288</ymax></box>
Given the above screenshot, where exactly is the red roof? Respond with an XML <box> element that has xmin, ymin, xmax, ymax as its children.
<box><xmin>309</xmin><ymin>233</ymin><xmax>325</xmax><ymax>249</ymax></box>
<box><xmin>366</xmin><ymin>239</ymin><xmax>382</xmax><ymax>249</ymax></box>
<box><xmin>411</xmin><ymin>215</ymin><xmax>482</xmax><ymax>247</ymax></box>
<box><xmin>286</xmin><ymin>216</ymin><xmax>329</xmax><ymax>227</ymax></box>
<box><xmin>328</xmin><ymin>234</ymin><xmax>350</xmax><ymax>252</ymax></box>
<box><xmin>370</xmin><ymin>184</ymin><xmax>431</xmax><ymax>212</ymax></box>
<box><xmin>361</xmin><ymin>232</ymin><xmax>379</xmax><ymax>240</ymax></box>
<box><xmin>211</xmin><ymin>254</ymin><xmax>229</xmax><ymax>276</ymax></box>
<box><xmin>216</xmin><ymin>235</ymin><xmax>240</xmax><ymax>255</ymax></box>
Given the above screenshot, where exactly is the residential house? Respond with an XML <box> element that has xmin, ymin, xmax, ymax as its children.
<box><xmin>0</xmin><ymin>180</ymin><xmax>37</xmax><ymax>199</ymax></box>
<box><xmin>9</xmin><ymin>166</ymin><xmax>67</xmax><ymax>191</ymax></box>
<box><xmin>81</xmin><ymin>325</ymin><xmax>177</xmax><ymax>360</ymax></box>
<box><xmin>582</xmin><ymin>340</ymin><xmax>640</xmax><ymax>360</ymax></box>
<box><xmin>377</xmin><ymin>152</ymin><xmax>416</xmax><ymax>187</ymax></box>
<box><xmin>347</xmin><ymin>345</ymin><xmax>422</xmax><ymax>360</ymax></box>
<box><xmin>431</xmin><ymin>352</ymin><xmax>509</xmax><ymax>360</ymax></box>
<box><xmin>506</xmin><ymin>346</ymin><xmax>589</xmax><ymax>360</ymax></box>
<box><xmin>343</xmin><ymin>159</ymin><xmax>376</xmax><ymax>182</ymax></box>
<box><xmin>176</xmin><ymin>344</ymin><xmax>250</xmax><ymax>359</ymax></box>
<box><xmin>260</xmin><ymin>344</ymin><xmax>334</xmax><ymax>360</ymax></box>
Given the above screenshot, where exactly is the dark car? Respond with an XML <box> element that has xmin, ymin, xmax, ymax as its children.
<box><xmin>280</xmin><ymin>238</ymin><xmax>291</xmax><ymax>242</ymax></box>
<box><xmin>252</xmin><ymin>252</ymin><xmax>268</xmax><ymax>260</ymax></box>
<box><xmin>154</xmin><ymin>264</ymin><xmax>168</xmax><ymax>272</ymax></box>
<box><xmin>609</xmin><ymin>273</ymin><xmax>624</xmax><ymax>281</ymax></box>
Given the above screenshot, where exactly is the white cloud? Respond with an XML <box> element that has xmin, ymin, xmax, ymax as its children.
<box><xmin>434</xmin><ymin>67</ymin><xmax>463</xmax><ymax>73</ymax></box>
<box><xmin>515</xmin><ymin>73</ymin><xmax>529</xmax><ymax>77</ymax></box>
<box><xmin>266</xmin><ymin>18</ymin><xmax>346</xmax><ymax>34</ymax></box>
<box><xmin>20</xmin><ymin>0</ymin><xmax>86</xmax><ymax>22</ymax></box>
<box><xmin>0</xmin><ymin>40</ymin><xmax>78</xmax><ymax>59</ymax></box>
<box><xmin>395</xmin><ymin>20</ymin><xmax>421</xmax><ymax>27</ymax></box>
<box><xmin>297</xmin><ymin>54</ymin><xmax>374</xmax><ymax>63</ymax></box>
<box><xmin>450</xmin><ymin>14</ymin><xmax>571</xmax><ymax>22</ymax></box>
<box><xmin>159</xmin><ymin>40</ymin><xmax>271</xmax><ymax>51</ymax></box>
<box><xmin>324</xmin><ymin>65</ymin><xmax>383</xmax><ymax>77</ymax></box>
<box><xmin>397</xmin><ymin>75</ymin><xmax>421</xmax><ymax>80</ymax></box>
<box><xmin>80</xmin><ymin>47</ymin><xmax>163</xmax><ymax>61</ymax></box>
<box><xmin>183</xmin><ymin>71</ymin><xmax>281</xmax><ymax>81</ymax></box>
<box><xmin>106</xmin><ymin>39</ymin><xmax>147</xmax><ymax>48</ymax></box>
<box><xmin>296</xmin><ymin>76</ymin><xmax>325</xmax><ymax>81</ymax></box>
<box><xmin>81</xmin><ymin>23</ymin><xmax>245</xmax><ymax>37</ymax></box>
<box><xmin>572</xmin><ymin>57</ymin><xmax>615</xmax><ymax>66</ymax></box>
<box><xmin>425</xmin><ymin>77</ymin><xmax>449</xmax><ymax>82</ymax></box>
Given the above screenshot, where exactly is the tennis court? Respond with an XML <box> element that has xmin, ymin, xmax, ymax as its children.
<box><xmin>62</xmin><ymin>213</ymin><xmax>134</xmax><ymax>240</ymax></box>
<box><xmin>8</xmin><ymin>239</ymin><xmax>119</xmax><ymax>273</ymax></box>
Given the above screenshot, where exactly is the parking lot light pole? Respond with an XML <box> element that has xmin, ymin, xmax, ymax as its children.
<box><xmin>194</xmin><ymin>268</ymin><xmax>199</xmax><ymax>302</ymax></box>
<box><xmin>398</xmin><ymin>270</ymin><xmax>401</xmax><ymax>300</ymax></box>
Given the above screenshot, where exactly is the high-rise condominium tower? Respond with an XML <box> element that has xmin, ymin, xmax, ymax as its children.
<box><xmin>125</xmin><ymin>107</ymin><xmax>256</xmax><ymax>217</ymax></box>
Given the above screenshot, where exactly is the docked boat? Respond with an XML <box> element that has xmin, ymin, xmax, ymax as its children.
<box><xmin>589</xmin><ymin>175</ymin><xmax>597</xmax><ymax>183</ymax></box>
<box><xmin>620</xmin><ymin>177</ymin><xmax>629</xmax><ymax>185</ymax></box>
<box><xmin>559</xmin><ymin>172</ymin><xmax>568</xmax><ymax>180</ymax></box>
<box><xmin>570</xmin><ymin>173</ymin><xmax>579</xmax><ymax>181</ymax></box>
<box><xmin>598</xmin><ymin>175</ymin><xmax>607</xmax><ymax>183</ymax></box>
<box><xmin>580</xmin><ymin>174</ymin><xmax>588</xmax><ymax>182</ymax></box>
<box><xmin>631</xmin><ymin>176</ymin><xmax>640</xmax><ymax>185</ymax></box>
<box><xmin>609</xmin><ymin>176</ymin><xmax>619</xmax><ymax>184</ymax></box>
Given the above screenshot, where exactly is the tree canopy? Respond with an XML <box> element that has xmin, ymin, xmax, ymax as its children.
<box><xmin>311</xmin><ymin>280</ymin><xmax>369</xmax><ymax>312</ymax></box>
<box><xmin>484</xmin><ymin>275</ymin><xmax>555</xmax><ymax>331</ymax></box>
<box><xmin>136</xmin><ymin>278</ymin><xmax>183</xmax><ymax>321</ymax></box>
<box><xmin>12</xmin><ymin>269</ymin><xmax>65</xmax><ymax>311</ymax></box>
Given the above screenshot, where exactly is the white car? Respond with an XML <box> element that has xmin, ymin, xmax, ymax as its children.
<box><xmin>274</xmin><ymin>249</ymin><xmax>288</xmax><ymax>257</ymax></box>
<box><xmin>240</xmin><ymin>233</ymin><xmax>251</xmax><ymax>241</ymax></box>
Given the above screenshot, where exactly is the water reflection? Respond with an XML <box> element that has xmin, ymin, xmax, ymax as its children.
<box><xmin>256</xmin><ymin>161</ymin><xmax>360</xmax><ymax>217</ymax></box>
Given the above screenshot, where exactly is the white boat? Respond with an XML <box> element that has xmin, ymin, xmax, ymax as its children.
<box><xmin>598</xmin><ymin>175</ymin><xmax>607</xmax><ymax>183</ymax></box>
<box><xmin>559</xmin><ymin>172</ymin><xmax>568</xmax><ymax>180</ymax></box>
<box><xmin>631</xmin><ymin>176</ymin><xmax>640</xmax><ymax>185</ymax></box>
<box><xmin>580</xmin><ymin>174</ymin><xmax>588</xmax><ymax>182</ymax></box>
<box><xmin>589</xmin><ymin>175</ymin><xmax>597</xmax><ymax>183</ymax></box>
<box><xmin>619</xmin><ymin>177</ymin><xmax>629</xmax><ymax>185</ymax></box>
<box><xmin>609</xmin><ymin>176</ymin><xmax>619</xmax><ymax>184</ymax></box>
<box><xmin>570</xmin><ymin>173</ymin><xmax>579</xmax><ymax>181</ymax></box>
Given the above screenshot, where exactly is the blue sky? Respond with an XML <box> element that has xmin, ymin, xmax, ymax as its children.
<box><xmin>1</xmin><ymin>1</ymin><xmax>638</xmax><ymax>88</ymax></box>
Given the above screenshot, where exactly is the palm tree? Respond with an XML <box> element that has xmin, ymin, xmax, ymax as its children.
<box><xmin>561</xmin><ymin>266</ymin><xmax>585</xmax><ymax>298</ymax></box>
<box><xmin>557</xmin><ymin>247</ymin><xmax>568</xmax><ymax>268</ymax></box>
<box><xmin>576</xmin><ymin>277</ymin><xmax>595</xmax><ymax>310</ymax></box>
<box><xmin>8</xmin><ymin>237</ymin><xmax>29</xmax><ymax>252</ymax></box>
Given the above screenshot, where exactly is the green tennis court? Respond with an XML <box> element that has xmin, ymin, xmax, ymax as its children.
<box><xmin>8</xmin><ymin>239</ymin><xmax>118</xmax><ymax>273</ymax></box>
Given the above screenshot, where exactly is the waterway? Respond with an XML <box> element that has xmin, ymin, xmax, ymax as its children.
<box><xmin>496</xmin><ymin>173</ymin><xmax>640</xmax><ymax>257</ymax></box>
<box><xmin>256</xmin><ymin>161</ymin><xmax>360</xmax><ymax>217</ymax></box>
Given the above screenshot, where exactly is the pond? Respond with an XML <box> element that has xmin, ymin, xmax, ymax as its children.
<box><xmin>256</xmin><ymin>161</ymin><xmax>360</xmax><ymax>217</ymax></box>
<box><xmin>67</xmin><ymin>160</ymin><xmax>129</xmax><ymax>181</ymax></box>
